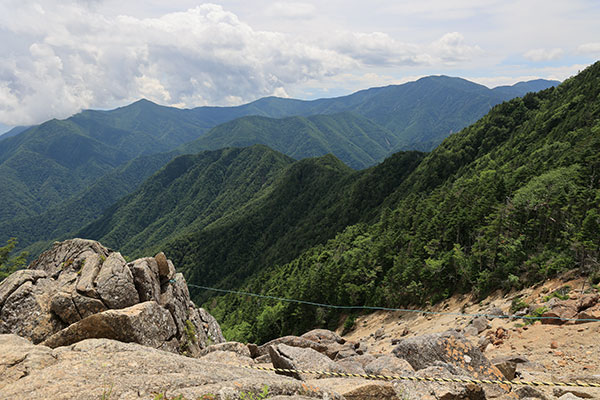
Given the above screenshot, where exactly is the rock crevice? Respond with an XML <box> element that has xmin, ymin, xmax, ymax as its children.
<box><xmin>0</xmin><ymin>239</ymin><xmax>224</xmax><ymax>354</ymax></box>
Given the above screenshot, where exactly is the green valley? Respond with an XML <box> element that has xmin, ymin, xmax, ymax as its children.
<box><xmin>200</xmin><ymin>63</ymin><xmax>600</xmax><ymax>343</ymax></box>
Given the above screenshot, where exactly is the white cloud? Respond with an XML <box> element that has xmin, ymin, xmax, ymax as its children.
<box><xmin>468</xmin><ymin>63</ymin><xmax>587</xmax><ymax>88</ymax></box>
<box><xmin>0</xmin><ymin>1</ymin><xmax>353</xmax><ymax>125</ymax></box>
<box><xmin>1</xmin><ymin>0</ymin><xmax>594</xmax><ymax>126</ymax></box>
<box><xmin>326</xmin><ymin>31</ymin><xmax>429</xmax><ymax>67</ymax></box>
<box><xmin>523</xmin><ymin>48</ymin><xmax>564</xmax><ymax>62</ymax></box>
<box><xmin>265</xmin><ymin>2</ymin><xmax>316</xmax><ymax>19</ymax></box>
<box><xmin>430</xmin><ymin>32</ymin><xmax>483</xmax><ymax>64</ymax></box>
<box><xmin>577</xmin><ymin>42</ymin><xmax>600</xmax><ymax>55</ymax></box>
<box><xmin>326</xmin><ymin>31</ymin><xmax>481</xmax><ymax>68</ymax></box>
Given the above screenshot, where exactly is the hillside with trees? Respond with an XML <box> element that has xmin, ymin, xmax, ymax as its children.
<box><xmin>201</xmin><ymin>63</ymin><xmax>600</xmax><ymax>343</ymax></box>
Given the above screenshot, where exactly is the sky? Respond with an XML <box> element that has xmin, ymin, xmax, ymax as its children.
<box><xmin>1</xmin><ymin>0</ymin><xmax>599</xmax><ymax>132</ymax></box>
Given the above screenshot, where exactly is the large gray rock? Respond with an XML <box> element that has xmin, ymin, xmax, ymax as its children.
<box><xmin>29</xmin><ymin>238</ymin><xmax>110</xmax><ymax>278</ymax></box>
<box><xmin>269</xmin><ymin>343</ymin><xmax>349</xmax><ymax>381</ymax></box>
<box><xmin>257</xmin><ymin>335</ymin><xmax>328</xmax><ymax>359</ymax></box>
<box><xmin>0</xmin><ymin>334</ymin><xmax>340</xmax><ymax>400</ymax></box>
<box><xmin>364</xmin><ymin>354</ymin><xmax>413</xmax><ymax>376</ymax></box>
<box><xmin>393</xmin><ymin>330</ymin><xmax>515</xmax><ymax>398</ymax></box>
<box><xmin>95</xmin><ymin>252</ymin><xmax>139</xmax><ymax>309</ymax></box>
<box><xmin>0</xmin><ymin>239</ymin><xmax>224</xmax><ymax>355</ymax></box>
<box><xmin>0</xmin><ymin>269</ymin><xmax>47</xmax><ymax>306</ymax></box>
<box><xmin>301</xmin><ymin>329</ymin><xmax>345</xmax><ymax>344</ymax></box>
<box><xmin>75</xmin><ymin>252</ymin><xmax>103</xmax><ymax>297</ymax></box>
<box><xmin>199</xmin><ymin>341</ymin><xmax>252</xmax><ymax>358</ymax></box>
<box><xmin>471</xmin><ymin>316</ymin><xmax>491</xmax><ymax>333</ymax></box>
<box><xmin>42</xmin><ymin>301</ymin><xmax>178</xmax><ymax>350</ymax></box>
<box><xmin>0</xmin><ymin>276</ymin><xmax>64</xmax><ymax>343</ymax></box>
<box><xmin>198</xmin><ymin>307</ymin><xmax>226</xmax><ymax>344</ymax></box>
<box><xmin>130</xmin><ymin>257</ymin><xmax>161</xmax><ymax>303</ymax></box>
<box><xmin>199</xmin><ymin>350</ymin><xmax>255</xmax><ymax>367</ymax></box>
<box><xmin>399</xmin><ymin>365</ymin><xmax>487</xmax><ymax>400</ymax></box>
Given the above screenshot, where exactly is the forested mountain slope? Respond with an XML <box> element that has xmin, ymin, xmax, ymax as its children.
<box><xmin>162</xmin><ymin>150</ymin><xmax>424</xmax><ymax>293</ymax></box>
<box><xmin>194</xmin><ymin>76</ymin><xmax>558</xmax><ymax>153</ymax></box>
<box><xmin>0</xmin><ymin>100</ymin><xmax>211</xmax><ymax>222</ymax></box>
<box><xmin>0</xmin><ymin>76</ymin><xmax>556</xmax><ymax>226</ymax></box>
<box><xmin>78</xmin><ymin>146</ymin><xmax>296</xmax><ymax>255</ymax></box>
<box><xmin>76</xmin><ymin>146</ymin><xmax>424</xmax><ymax>292</ymax></box>
<box><xmin>0</xmin><ymin>151</ymin><xmax>178</xmax><ymax>257</ymax></box>
<box><xmin>203</xmin><ymin>63</ymin><xmax>600</xmax><ymax>343</ymax></box>
<box><xmin>185</xmin><ymin>112</ymin><xmax>398</xmax><ymax>169</ymax></box>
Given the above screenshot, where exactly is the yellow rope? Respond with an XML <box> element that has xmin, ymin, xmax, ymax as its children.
<box><xmin>242</xmin><ymin>365</ymin><xmax>600</xmax><ymax>388</ymax></box>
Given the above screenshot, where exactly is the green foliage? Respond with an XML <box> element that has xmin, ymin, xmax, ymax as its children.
<box><xmin>201</xmin><ymin>62</ymin><xmax>600</xmax><ymax>344</ymax></box>
<box><xmin>179</xmin><ymin>319</ymin><xmax>198</xmax><ymax>356</ymax></box>
<box><xmin>186</xmin><ymin>112</ymin><xmax>398</xmax><ymax>170</ymax></box>
<box><xmin>510</xmin><ymin>297</ymin><xmax>529</xmax><ymax>313</ymax></box>
<box><xmin>153</xmin><ymin>394</ymin><xmax>185</xmax><ymax>400</ymax></box>
<box><xmin>341</xmin><ymin>314</ymin><xmax>357</xmax><ymax>335</ymax></box>
<box><xmin>100</xmin><ymin>385</ymin><xmax>113</xmax><ymax>400</ymax></box>
<box><xmin>525</xmin><ymin>307</ymin><xmax>549</xmax><ymax>324</ymax></box>
<box><xmin>78</xmin><ymin>146</ymin><xmax>297</xmax><ymax>256</ymax></box>
<box><xmin>542</xmin><ymin>286</ymin><xmax>571</xmax><ymax>302</ymax></box>
<box><xmin>239</xmin><ymin>385</ymin><xmax>270</xmax><ymax>400</ymax></box>
<box><xmin>0</xmin><ymin>238</ymin><xmax>28</xmax><ymax>281</ymax></box>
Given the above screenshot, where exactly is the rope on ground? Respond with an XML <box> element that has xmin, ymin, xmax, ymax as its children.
<box><xmin>242</xmin><ymin>365</ymin><xmax>600</xmax><ymax>388</ymax></box>
<box><xmin>186</xmin><ymin>283</ymin><xmax>600</xmax><ymax>323</ymax></box>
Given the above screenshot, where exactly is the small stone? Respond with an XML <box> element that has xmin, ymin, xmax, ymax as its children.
<box><xmin>471</xmin><ymin>316</ymin><xmax>490</xmax><ymax>333</ymax></box>
<box><xmin>155</xmin><ymin>252</ymin><xmax>169</xmax><ymax>278</ymax></box>
<box><xmin>550</xmin><ymin>341</ymin><xmax>559</xmax><ymax>349</ymax></box>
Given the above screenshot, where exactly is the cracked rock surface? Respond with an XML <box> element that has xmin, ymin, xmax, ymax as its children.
<box><xmin>0</xmin><ymin>239</ymin><xmax>224</xmax><ymax>354</ymax></box>
<box><xmin>0</xmin><ymin>334</ymin><xmax>342</xmax><ymax>400</ymax></box>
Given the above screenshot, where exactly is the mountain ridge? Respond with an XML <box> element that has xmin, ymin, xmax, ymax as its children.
<box><xmin>0</xmin><ymin>74</ymin><xmax>558</xmax><ymax>255</ymax></box>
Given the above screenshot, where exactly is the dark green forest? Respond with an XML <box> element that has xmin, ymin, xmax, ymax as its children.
<box><xmin>202</xmin><ymin>63</ymin><xmax>600</xmax><ymax>343</ymax></box>
<box><xmin>0</xmin><ymin>76</ymin><xmax>555</xmax><ymax>256</ymax></box>
<box><xmin>0</xmin><ymin>67</ymin><xmax>584</xmax><ymax>345</ymax></box>
<box><xmin>0</xmin><ymin>238</ymin><xmax>27</xmax><ymax>281</ymax></box>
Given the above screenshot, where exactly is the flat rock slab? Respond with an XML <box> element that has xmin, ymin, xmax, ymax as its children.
<box><xmin>0</xmin><ymin>334</ymin><xmax>342</xmax><ymax>400</ymax></box>
<box><xmin>42</xmin><ymin>301</ymin><xmax>177</xmax><ymax>350</ymax></box>
<box><xmin>269</xmin><ymin>343</ymin><xmax>350</xmax><ymax>381</ymax></box>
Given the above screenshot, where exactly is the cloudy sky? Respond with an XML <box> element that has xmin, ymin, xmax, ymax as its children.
<box><xmin>1</xmin><ymin>0</ymin><xmax>599</xmax><ymax>132</ymax></box>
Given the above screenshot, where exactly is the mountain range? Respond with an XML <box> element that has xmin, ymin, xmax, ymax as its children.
<box><xmin>64</xmin><ymin>64</ymin><xmax>596</xmax><ymax>344</ymax></box>
<box><xmin>1</xmin><ymin>68</ymin><xmax>582</xmax><ymax>346</ymax></box>
<box><xmin>0</xmin><ymin>76</ymin><xmax>558</xmax><ymax>254</ymax></box>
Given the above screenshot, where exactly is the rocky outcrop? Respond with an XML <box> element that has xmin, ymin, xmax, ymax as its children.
<box><xmin>42</xmin><ymin>301</ymin><xmax>178</xmax><ymax>351</ymax></box>
<box><xmin>0</xmin><ymin>334</ymin><xmax>340</xmax><ymax>400</ymax></box>
<box><xmin>399</xmin><ymin>365</ymin><xmax>487</xmax><ymax>400</ymax></box>
<box><xmin>255</xmin><ymin>335</ymin><xmax>329</xmax><ymax>361</ymax></box>
<box><xmin>363</xmin><ymin>354</ymin><xmax>413</xmax><ymax>376</ymax></box>
<box><xmin>269</xmin><ymin>343</ymin><xmax>350</xmax><ymax>381</ymax></box>
<box><xmin>393</xmin><ymin>330</ymin><xmax>516</xmax><ymax>398</ymax></box>
<box><xmin>0</xmin><ymin>239</ymin><xmax>224</xmax><ymax>355</ymax></box>
<box><xmin>301</xmin><ymin>328</ymin><xmax>346</xmax><ymax>345</ymax></box>
<box><xmin>541</xmin><ymin>294</ymin><xmax>600</xmax><ymax>325</ymax></box>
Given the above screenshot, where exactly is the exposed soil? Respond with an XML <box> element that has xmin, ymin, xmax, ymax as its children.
<box><xmin>340</xmin><ymin>276</ymin><xmax>600</xmax><ymax>399</ymax></box>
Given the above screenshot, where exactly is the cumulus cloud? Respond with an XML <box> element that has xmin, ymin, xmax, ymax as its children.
<box><xmin>523</xmin><ymin>48</ymin><xmax>564</xmax><ymax>62</ymax></box>
<box><xmin>0</xmin><ymin>1</ymin><xmax>352</xmax><ymax>125</ymax></box>
<box><xmin>327</xmin><ymin>31</ymin><xmax>480</xmax><ymax>67</ymax></box>
<box><xmin>429</xmin><ymin>32</ymin><xmax>483</xmax><ymax>64</ymax></box>
<box><xmin>0</xmin><ymin>0</ymin><xmax>484</xmax><ymax>125</ymax></box>
<box><xmin>577</xmin><ymin>42</ymin><xmax>600</xmax><ymax>55</ymax></box>
<box><xmin>326</xmin><ymin>31</ymin><xmax>429</xmax><ymax>66</ymax></box>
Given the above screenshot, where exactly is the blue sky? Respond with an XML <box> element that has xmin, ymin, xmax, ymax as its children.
<box><xmin>1</xmin><ymin>0</ymin><xmax>599</xmax><ymax>132</ymax></box>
